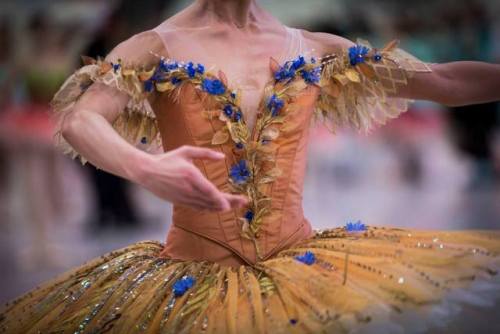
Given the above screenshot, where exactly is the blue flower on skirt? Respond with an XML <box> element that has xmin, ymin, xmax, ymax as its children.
<box><xmin>348</xmin><ymin>45</ymin><xmax>370</xmax><ymax>66</ymax></box>
<box><xmin>244</xmin><ymin>210</ymin><xmax>254</xmax><ymax>222</ymax></box>
<box><xmin>267</xmin><ymin>94</ymin><xmax>284</xmax><ymax>117</ymax></box>
<box><xmin>186</xmin><ymin>62</ymin><xmax>196</xmax><ymax>78</ymax></box>
<box><xmin>172</xmin><ymin>275</ymin><xmax>196</xmax><ymax>297</ymax></box>
<box><xmin>223</xmin><ymin>105</ymin><xmax>233</xmax><ymax>117</ymax></box>
<box><xmin>202</xmin><ymin>78</ymin><xmax>226</xmax><ymax>95</ymax></box>
<box><xmin>230</xmin><ymin>160</ymin><xmax>251</xmax><ymax>184</ymax></box>
<box><xmin>295</xmin><ymin>251</ymin><xmax>316</xmax><ymax>265</ymax></box>
<box><xmin>345</xmin><ymin>220</ymin><xmax>366</xmax><ymax>232</ymax></box>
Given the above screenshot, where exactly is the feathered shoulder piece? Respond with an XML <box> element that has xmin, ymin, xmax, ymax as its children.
<box><xmin>51</xmin><ymin>56</ymin><xmax>210</xmax><ymax>163</ymax></box>
<box><xmin>316</xmin><ymin>39</ymin><xmax>432</xmax><ymax>133</ymax></box>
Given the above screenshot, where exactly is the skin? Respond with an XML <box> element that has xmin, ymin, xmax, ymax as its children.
<box><xmin>61</xmin><ymin>0</ymin><xmax>500</xmax><ymax>212</ymax></box>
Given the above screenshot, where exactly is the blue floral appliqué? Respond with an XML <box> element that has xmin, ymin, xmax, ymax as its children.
<box><xmin>348</xmin><ymin>45</ymin><xmax>370</xmax><ymax>66</ymax></box>
<box><xmin>172</xmin><ymin>275</ymin><xmax>195</xmax><ymax>297</ymax></box>
<box><xmin>185</xmin><ymin>62</ymin><xmax>196</xmax><ymax>78</ymax></box>
<box><xmin>291</xmin><ymin>55</ymin><xmax>306</xmax><ymax>70</ymax></box>
<box><xmin>234</xmin><ymin>110</ymin><xmax>243</xmax><ymax>122</ymax></box>
<box><xmin>300</xmin><ymin>67</ymin><xmax>321</xmax><ymax>84</ymax></box>
<box><xmin>202</xmin><ymin>78</ymin><xmax>226</xmax><ymax>95</ymax></box>
<box><xmin>230</xmin><ymin>160</ymin><xmax>251</xmax><ymax>184</ymax></box>
<box><xmin>244</xmin><ymin>210</ymin><xmax>254</xmax><ymax>222</ymax></box>
<box><xmin>196</xmin><ymin>63</ymin><xmax>205</xmax><ymax>74</ymax></box>
<box><xmin>159</xmin><ymin>59</ymin><xmax>179</xmax><ymax>72</ymax></box>
<box><xmin>295</xmin><ymin>251</ymin><xmax>316</xmax><ymax>265</ymax></box>
<box><xmin>112</xmin><ymin>62</ymin><xmax>121</xmax><ymax>73</ymax></box>
<box><xmin>223</xmin><ymin>105</ymin><xmax>233</xmax><ymax>117</ymax></box>
<box><xmin>345</xmin><ymin>220</ymin><xmax>367</xmax><ymax>232</ymax></box>
<box><xmin>267</xmin><ymin>94</ymin><xmax>284</xmax><ymax>117</ymax></box>
<box><xmin>171</xmin><ymin>77</ymin><xmax>182</xmax><ymax>85</ymax></box>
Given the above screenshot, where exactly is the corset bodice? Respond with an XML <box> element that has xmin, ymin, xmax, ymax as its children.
<box><xmin>155</xmin><ymin>81</ymin><xmax>319</xmax><ymax>265</ymax></box>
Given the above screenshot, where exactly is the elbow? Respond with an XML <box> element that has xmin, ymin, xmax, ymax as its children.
<box><xmin>60</xmin><ymin>109</ymin><xmax>89</xmax><ymax>142</ymax></box>
<box><xmin>60</xmin><ymin>113</ymin><xmax>78</xmax><ymax>141</ymax></box>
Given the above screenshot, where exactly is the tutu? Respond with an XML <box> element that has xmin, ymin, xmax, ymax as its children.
<box><xmin>1</xmin><ymin>227</ymin><xmax>499</xmax><ymax>333</ymax></box>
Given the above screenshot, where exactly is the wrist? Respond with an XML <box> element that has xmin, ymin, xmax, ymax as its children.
<box><xmin>124</xmin><ymin>150</ymin><xmax>154</xmax><ymax>185</ymax></box>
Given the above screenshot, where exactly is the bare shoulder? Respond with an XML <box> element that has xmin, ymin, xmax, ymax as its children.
<box><xmin>106</xmin><ymin>30</ymin><xmax>166</xmax><ymax>67</ymax></box>
<box><xmin>298</xmin><ymin>29</ymin><xmax>355</xmax><ymax>56</ymax></box>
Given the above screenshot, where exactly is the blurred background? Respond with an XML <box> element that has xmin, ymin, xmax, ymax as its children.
<box><xmin>0</xmin><ymin>0</ymin><xmax>499</xmax><ymax>304</ymax></box>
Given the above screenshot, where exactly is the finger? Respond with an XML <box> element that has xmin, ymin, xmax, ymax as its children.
<box><xmin>179</xmin><ymin>146</ymin><xmax>225</xmax><ymax>161</ymax></box>
<box><xmin>223</xmin><ymin>193</ymin><xmax>248</xmax><ymax>209</ymax></box>
<box><xmin>190</xmin><ymin>173</ymin><xmax>231</xmax><ymax>211</ymax></box>
<box><xmin>177</xmin><ymin>195</ymin><xmax>219</xmax><ymax>212</ymax></box>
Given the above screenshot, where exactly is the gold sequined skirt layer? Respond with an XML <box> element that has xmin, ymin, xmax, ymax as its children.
<box><xmin>1</xmin><ymin>227</ymin><xmax>500</xmax><ymax>334</ymax></box>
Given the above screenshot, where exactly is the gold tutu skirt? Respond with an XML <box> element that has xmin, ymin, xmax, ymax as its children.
<box><xmin>1</xmin><ymin>226</ymin><xmax>499</xmax><ymax>334</ymax></box>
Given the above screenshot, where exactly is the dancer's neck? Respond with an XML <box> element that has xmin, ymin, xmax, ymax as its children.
<box><xmin>195</xmin><ymin>0</ymin><xmax>259</xmax><ymax>28</ymax></box>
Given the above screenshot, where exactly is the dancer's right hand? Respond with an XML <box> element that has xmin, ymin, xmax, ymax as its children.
<box><xmin>133</xmin><ymin>145</ymin><xmax>248</xmax><ymax>212</ymax></box>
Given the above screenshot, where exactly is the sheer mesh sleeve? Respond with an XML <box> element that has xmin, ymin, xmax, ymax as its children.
<box><xmin>315</xmin><ymin>39</ymin><xmax>432</xmax><ymax>133</ymax></box>
<box><xmin>50</xmin><ymin>31</ymin><xmax>166</xmax><ymax>162</ymax></box>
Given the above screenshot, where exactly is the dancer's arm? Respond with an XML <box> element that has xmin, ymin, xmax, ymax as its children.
<box><xmin>397</xmin><ymin>62</ymin><xmax>500</xmax><ymax>106</ymax></box>
<box><xmin>308</xmin><ymin>32</ymin><xmax>500</xmax><ymax>106</ymax></box>
<box><xmin>60</xmin><ymin>32</ymin><xmax>247</xmax><ymax>211</ymax></box>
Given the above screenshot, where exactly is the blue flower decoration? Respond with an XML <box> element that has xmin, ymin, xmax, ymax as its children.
<box><xmin>223</xmin><ymin>105</ymin><xmax>233</xmax><ymax>117</ymax></box>
<box><xmin>112</xmin><ymin>63</ymin><xmax>121</xmax><ymax>73</ymax></box>
<box><xmin>300</xmin><ymin>67</ymin><xmax>321</xmax><ymax>84</ymax></box>
<box><xmin>235</xmin><ymin>142</ymin><xmax>244</xmax><ymax>149</ymax></box>
<box><xmin>244</xmin><ymin>210</ymin><xmax>254</xmax><ymax>222</ymax></box>
<box><xmin>295</xmin><ymin>251</ymin><xmax>316</xmax><ymax>265</ymax></box>
<box><xmin>234</xmin><ymin>110</ymin><xmax>242</xmax><ymax>122</ymax></box>
<box><xmin>230</xmin><ymin>91</ymin><xmax>237</xmax><ymax>99</ymax></box>
<box><xmin>159</xmin><ymin>59</ymin><xmax>179</xmax><ymax>72</ymax></box>
<box><xmin>291</xmin><ymin>55</ymin><xmax>306</xmax><ymax>70</ymax></box>
<box><xmin>172</xmin><ymin>275</ymin><xmax>195</xmax><ymax>297</ymax></box>
<box><xmin>140</xmin><ymin>137</ymin><xmax>148</xmax><ymax>144</ymax></box>
<box><xmin>230</xmin><ymin>160</ymin><xmax>251</xmax><ymax>184</ymax></box>
<box><xmin>171</xmin><ymin>77</ymin><xmax>182</xmax><ymax>85</ymax></box>
<box><xmin>159</xmin><ymin>59</ymin><xmax>169</xmax><ymax>72</ymax></box>
<box><xmin>348</xmin><ymin>45</ymin><xmax>370</xmax><ymax>66</ymax></box>
<box><xmin>373</xmin><ymin>53</ymin><xmax>382</xmax><ymax>62</ymax></box>
<box><xmin>202</xmin><ymin>78</ymin><xmax>226</xmax><ymax>95</ymax></box>
<box><xmin>196</xmin><ymin>63</ymin><xmax>205</xmax><ymax>74</ymax></box>
<box><xmin>186</xmin><ymin>62</ymin><xmax>196</xmax><ymax>78</ymax></box>
<box><xmin>274</xmin><ymin>63</ymin><xmax>295</xmax><ymax>82</ymax></box>
<box><xmin>144</xmin><ymin>80</ymin><xmax>155</xmax><ymax>93</ymax></box>
<box><xmin>345</xmin><ymin>220</ymin><xmax>367</xmax><ymax>232</ymax></box>
<box><xmin>267</xmin><ymin>94</ymin><xmax>284</xmax><ymax>117</ymax></box>
<box><xmin>167</xmin><ymin>62</ymin><xmax>179</xmax><ymax>71</ymax></box>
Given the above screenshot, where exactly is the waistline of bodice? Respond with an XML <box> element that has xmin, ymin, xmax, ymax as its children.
<box><xmin>161</xmin><ymin>209</ymin><xmax>314</xmax><ymax>266</ymax></box>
